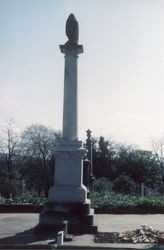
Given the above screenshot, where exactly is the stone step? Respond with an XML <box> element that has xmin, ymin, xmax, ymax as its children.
<box><xmin>42</xmin><ymin>201</ymin><xmax>91</xmax><ymax>214</ymax></box>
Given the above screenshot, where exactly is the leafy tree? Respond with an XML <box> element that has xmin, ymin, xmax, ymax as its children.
<box><xmin>93</xmin><ymin>136</ymin><xmax>117</xmax><ymax>180</ymax></box>
<box><xmin>92</xmin><ymin>137</ymin><xmax>163</xmax><ymax>190</ymax></box>
<box><xmin>114</xmin><ymin>145</ymin><xmax>163</xmax><ymax>187</ymax></box>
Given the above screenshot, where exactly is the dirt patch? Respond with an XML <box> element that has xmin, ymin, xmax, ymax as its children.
<box><xmin>94</xmin><ymin>226</ymin><xmax>164</xmax><ymax>244</ymax></box>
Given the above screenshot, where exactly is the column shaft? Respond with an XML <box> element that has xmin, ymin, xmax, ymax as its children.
<box><xmin>62</xmin><ymin>50</ymin><xmax>78</xmax><ymax>140</ymax></box>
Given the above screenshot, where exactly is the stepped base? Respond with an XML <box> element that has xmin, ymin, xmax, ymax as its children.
<box><xmin>35</xmin><ymin>201</ymin><xmax>97</xmax><ymax>234</ymax></box>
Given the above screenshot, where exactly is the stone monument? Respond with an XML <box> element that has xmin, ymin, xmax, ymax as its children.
<box><xmin>36</xmin><ymin>14</ymin><xmax>97</xmax><ymax>234</ymax></box>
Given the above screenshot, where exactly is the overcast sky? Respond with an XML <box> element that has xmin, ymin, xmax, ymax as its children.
<box><xmin>0</xmin><ymin>0</ymin><xmax>164</xmax><ymax>149</ymax></box>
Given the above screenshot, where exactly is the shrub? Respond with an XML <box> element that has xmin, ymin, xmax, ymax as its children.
<box><xmin>91</xmin><ymin>192</ymin><xmax>138</xmax><ymax>210</ymax></box>
<box><xmin>0</xmin><ymin>195</ymin><xmax>6</xmax><ymax>204</ymax></box>
<box><xmin>0</xmin><ymin>177</ymin><xmax>22</xmax><ymax>198</ymax></box>
<box><xmin>112</xmin><ymin>175</ymin><xmax>137</xmax><ymax>194</ymax></box>
<box><xmin>91</xmin><ymin>191</ymin><xmax>164</xmax><ymax>213</ymax></box>
<box><xmin>13</xmin><ymin>190</ymin><xmax>46</xmax><ymax>205</ymax></box>
<box><xmin>157</xmin><ymin>184</ymin><xmax>164</xmax><ymax>195</ymax></box>
<box><xmin>94</xmin><ymin>177</ymin><xmax>112</xmax><ymax>192</ymax></box>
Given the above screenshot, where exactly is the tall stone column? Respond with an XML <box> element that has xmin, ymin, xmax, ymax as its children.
<box><xmin>61</xmin><ymin>45</ymin><xmax>83</xmax><ymax>140</ymax></box>
<box><xmin>36</xmin><ymin>14</ymin><xmax>97</xmax><ymax>234</ymax></box>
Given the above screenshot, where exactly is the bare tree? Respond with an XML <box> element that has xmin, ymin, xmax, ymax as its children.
<box><xmin>0</xmin><ymin>119</ymin><xmax>19</xmax><ymax>178</ymax></box>
<box><xmin>19</xmin><ymin>124</ymin><xmax>61</xmax><ymax>195</ymax></box>
<box><xmin>151</xmin><ymin>136</ymin><xmax>164</xmax><ymax>158</ymax></box>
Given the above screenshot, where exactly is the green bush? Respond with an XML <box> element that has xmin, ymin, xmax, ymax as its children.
<box><xmin>94</xmin><ymin>177</ymin><xmax>112</xmax><ymax>192</ymax></box>
<box><xmin>91</xmin><ymin>191</ymin><xmax>164</xmax><ymax>212</ymax></box>
<box><xmin>0</xmin><ymin>178</ymin><xmax>22</xmax><ymax>198</ymax></box>
<box><xmin>13</xmin><ymin>190</ymin><xmax>46</xmax><ymax>205</ymax></box>
<box><xmin>112</xmin><ymin>175</ymin><xmax>137</xmax><ymax>194</ymax></box>
<box><xmin>0</xmin><ymin>195</ymin><xmax>6</xmax><ymax>204</ymax></box>
<box><xmin>157</xmin><ymin>184</ymin><xmax>164</xmax><ymax>195</ymax></box>
<box><xmin>0</xmin><ymin>167</ymin><xmax>22</xmax><ymax>198</ymax></box>
<box><xmin>91</xmin><ymin>192</ymin><xmax>137</xmax><ymax>210</ymax></box>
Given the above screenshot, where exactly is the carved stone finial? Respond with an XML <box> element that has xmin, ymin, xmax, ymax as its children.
<box><xmin>66</xmin><ymin>13</ymin><xmax>79</xmax><ymax>45</ymax></box>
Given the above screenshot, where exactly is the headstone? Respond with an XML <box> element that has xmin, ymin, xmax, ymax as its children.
<box><xmin>35</xmin><ymin>14</ymin><xmax>97</xmax><ymax>234</ymax></box>
<box><xmin>141</xmin><ymin>182</ymin><xmax>145</xmax><ymax>197</ymax></box>
<box><xmin>86</xmin><ymin>129</ymin><xmax>95</xmax><ymax>191</ymax></box>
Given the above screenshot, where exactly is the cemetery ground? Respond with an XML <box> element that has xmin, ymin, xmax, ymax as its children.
<box><xmin>0</xmin><ymin>192</ymin><xmax>164</xmax><ymax>249</ymax></box>
<box><xmin>0</xmin><ymin>213</ymin><xmax>164</xmax><ymax>249</ymax></box>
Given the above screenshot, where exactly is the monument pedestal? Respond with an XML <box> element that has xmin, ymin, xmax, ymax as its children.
<box><xmin>36</xmin><ymin>201</ymin><xmax>97</xmax><ymax>234</ymax></box>
<box><xmin>49</xmin><ymin>140</ymin><xmax>87</xmax><ymax>203</ymax></box>
<box><xmin>36</xmin><ymin>139</ymin><xmax>97</xmax><ymax>234</ymax></box>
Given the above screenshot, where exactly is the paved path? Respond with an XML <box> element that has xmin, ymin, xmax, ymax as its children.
<box><xmin>95</xmin><ymin>214</ymin><xmax>164</xmax><ymax>232</ymax></box>
<box><xmin>0</xmin><ymin>213</ymin><xmax>164</xmax><ymax>249</ymax></box>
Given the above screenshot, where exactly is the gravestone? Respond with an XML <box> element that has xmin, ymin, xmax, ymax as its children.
<box><xmin>35</xmin><ymin>14</ymin><xmax>97</xmax><ymax>234</ymax></box>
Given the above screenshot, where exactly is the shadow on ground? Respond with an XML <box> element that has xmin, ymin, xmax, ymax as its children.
<box><xmin>0</xmin><ymin>227</ymin><xmax>56</xmax><ymax>246</ymax></box>
<box><xmin>0</xmin><ymin>228</ymin><xmax>163</xmax><ymax>249</ymax></box>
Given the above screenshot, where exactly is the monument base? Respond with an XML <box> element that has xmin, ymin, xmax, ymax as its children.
<box><xmin>35</xmin><ymin>200</ymin><xmax>97</xmax><ymax>234</ymax></box>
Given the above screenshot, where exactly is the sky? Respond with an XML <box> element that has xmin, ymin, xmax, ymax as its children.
<box><xmin>0</xmin><ymin>0</ymin><xmax>164</xmax><ymax>149</ymax></box>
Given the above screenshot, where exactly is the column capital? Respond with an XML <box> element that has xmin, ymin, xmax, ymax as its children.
<box><xmin>60</xmin><ymin>44</ymin><xmax>83</xmax><ymax>54</ymax></box>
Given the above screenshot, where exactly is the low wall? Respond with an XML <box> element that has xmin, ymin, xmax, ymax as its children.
<box><xmin>0</xmin><ymin>204</ymin><xmax>164</xmax><ymax>214</ymax></box>
<box><xmin>94</xmin><ymin>207</ymin><xmax>164</xmax><ymax>214</ymax></box>
<box><xmin>0</xmin><ymin>204</ymin><xmax>43</xmax><ymax>213</ymax></box>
